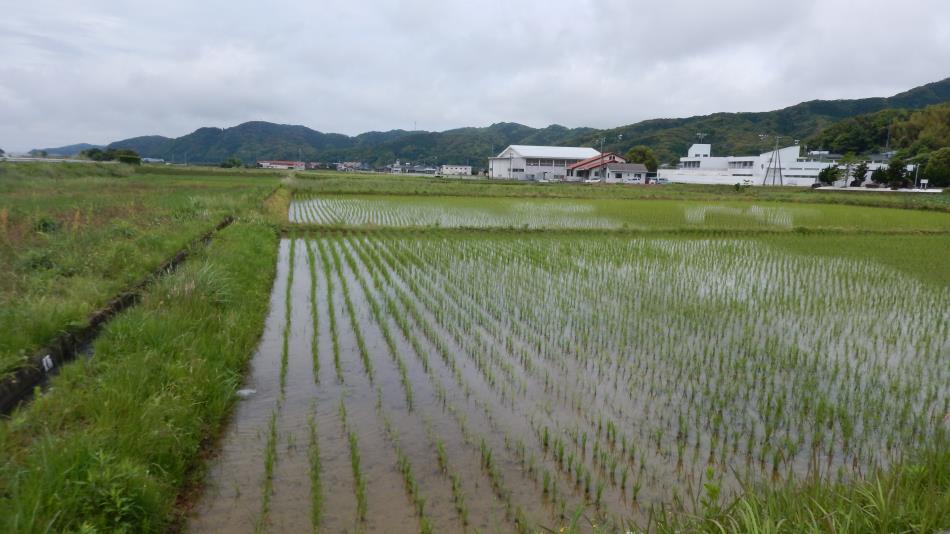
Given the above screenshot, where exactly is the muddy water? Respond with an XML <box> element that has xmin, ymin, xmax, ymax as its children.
<box><xmin>191</xmin><ymin>237</ymin><xmax>621</xmax><ymax>533</ymax></box>
<box><xmin>189</xmin><ymin>240</ymin><xmax>290</xmax><ymax>532</ymax></box>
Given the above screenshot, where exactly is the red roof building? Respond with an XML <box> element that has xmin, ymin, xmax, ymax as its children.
<box><xmin>566</xmin><ymin>152</ymin><xmax>627</xmax><ymax>181</ymax></box>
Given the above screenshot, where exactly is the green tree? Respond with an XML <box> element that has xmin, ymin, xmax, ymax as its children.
<box><xmin>885</xmin><ymin>156</ymin><xmax>909</xmax><ymax>189</ymax></box>
<box><xmin>851</xmin><ymin>161</ymin><xmax>869</xmax><ymax>186</ymax></box>
<box><xmin>923</xmin><ymin>147</ymin><xmax>950</xmax><ymax>187</ymax></box>
<box><xmin>870</xmin><ymin>166</ymin><xmax>887</xmax><ymax>185</ymax></box>
<box><xmin>624</xmin><ymin>145</ymin><xmax>658</xmax><ymax>172</ymax></box>
<box><xmin>817</xmin><ymin>166</ymin><xmax>840</xmax><ymax>185</ymax></box>
<box><xmin>219</xmin><ymin>157</ymin><xmax>243</xmax><ymax>168</ymax></box>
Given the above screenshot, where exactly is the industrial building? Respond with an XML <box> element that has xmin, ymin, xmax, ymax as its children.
<box><xmin>488</xmin><ymin>145</ymin><xmax>601</xmax><ymax>180</ymax></box>
<box><xmin>659</xmin><ymin>144</ymin><xmax>846</xmax><ymax>186</ymax></box>
<box><xmin>440</xmin><ymin>164</ymin><xmax>472</xmax><ymax>177</ymax></box>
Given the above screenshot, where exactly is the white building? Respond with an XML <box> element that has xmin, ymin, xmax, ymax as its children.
<box><xmin>659</xmin><ymin>144</ymin><xmax>837</xmax><ymax>186</ymax></box>
<box><xmin>440</xmin><ymin>164</ymin><xmax>472</xmax><ymax>177</ymax></box>
<box><xmin>488</xmin><ymin>145</ymin><xmax>601</xmax><ymax>181</ymax></box>
<box><xmin>604</xmin><ymin>163</ymin><xmax>649</xmax><ymax>184</ymax></box>
<box><xmin>258</xmin><ymin>160</ymin><xmax>305</xmax><ymax>170</ymax></box>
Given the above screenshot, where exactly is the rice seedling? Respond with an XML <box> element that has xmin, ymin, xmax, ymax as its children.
<box><xmin>306</xmin><ymin>240</ymin><xmax>320</xmax><ymax>381</ymax></box>
<box><xmin>307</xmin><ymin>402</ymin><xmax>323</xmax><ymax>532</ymax></box>
<box><xmin>348</xmin><ymin>431</ymin><xmax>368</xmax><ymax>522</ymax></box>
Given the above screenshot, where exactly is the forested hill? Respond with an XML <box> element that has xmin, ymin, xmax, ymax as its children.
<box><xmin>70</xmin><ymin>76</ymin><xmax>950</xmax><ymax>166</ymax></box>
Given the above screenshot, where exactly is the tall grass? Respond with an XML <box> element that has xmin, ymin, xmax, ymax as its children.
<box><xmin>0</xmin><ymin>222</ymin><xmax>279</xmax><ymax>532</ymax></box>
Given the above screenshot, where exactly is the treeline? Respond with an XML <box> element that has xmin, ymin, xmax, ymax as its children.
<box><xmin>807</xmin><ymin>103</ymin><xmax>950</xmax><ymax>186</ymax></box>
<box><xmin>79</xmin><ymin>147</ymin><xmax>141</xmax><ymax>165</ymax></box>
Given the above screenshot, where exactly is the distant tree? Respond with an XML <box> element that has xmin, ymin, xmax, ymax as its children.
<box><xmin>870</xmin><ymin>166</ymin><xmax>887</xmax><ymax>185</ymax></box>
<box><xmin>0</xmin><ymin>148</ymin><xmax>5</xmax><ymax>156</ymax></box>
<box><xmin>885</xmin><ymin>155</ymin><xmax>909</xmax><ymax>189</ymax></box>
<box><xmin>81</xmin><ymin>147</ymin><xmax>139</xmax><ymax>163</ymax></box>
<box><xmin>624</xmin><ymin>145</ymin><xmax>658</xmax><ymax>172</ymax></box>
<box><xmin>839</xmin><ymin>153</ymin><xmax>856</xmax><ymax>184</ymax></box>
<box><xmin>81</xmin><ymin>148</ymin><xmax>107</xmax><ymax>161</ymax></box>
<box><xmin>924</xmin><ymin>147</ymin><xmax>950</xmax><ymax>187</ymax></box>
<box><xmin>817</xmin><ymin>166</ymin><xmax>840</xmax><ymax>185</ymax></box>
<box><xmin>851</xmin><ymin>161</ymin><xmax>869</xmax><ymax>186</ymax></box>
<box><xmin>219</xmin><ymin>157</ymin><xmax>243</xmax><ymax>168</ymax></box>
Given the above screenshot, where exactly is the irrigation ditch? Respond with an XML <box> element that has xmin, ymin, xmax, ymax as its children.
<box><xmin>0</xmin><ymin>216</ymin><xmax>235</xmax><ymax>415</ymax></box>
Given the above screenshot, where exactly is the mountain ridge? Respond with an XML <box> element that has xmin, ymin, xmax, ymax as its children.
<box><xmin>36</xmin><ymin>77</ymin><xmax>950</xmax><ymax>166</ymax></box>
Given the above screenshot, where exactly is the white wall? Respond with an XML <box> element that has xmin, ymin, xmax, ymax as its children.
<box><xmin>489</xmin><ymin>157</ymin><xmax>529</xmax><ymax>179</ymax></box>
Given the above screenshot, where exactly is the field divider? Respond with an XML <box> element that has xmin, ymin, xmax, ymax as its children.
<box><xmin>0</xmin><ymin>215</ymin><xmax>236</xmax><ymax>415</ymax></box>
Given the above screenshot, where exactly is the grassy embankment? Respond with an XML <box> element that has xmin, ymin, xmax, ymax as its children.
<box><xmin>0</xmin><ymin>163</ymin><xmax>281</xmax><ymax>376</ymax></box>
<box><xmin>289</xmin><ymin>170</ymin><xmax>950</xmax><ymax>212</ymax></box>
<box><xmin>0</xmin><ymin>218</ymin><xmax>280</xmax><ymax>532</ymax></box>
<box><xmin>651</xmin><ymin>440</ymin><xmax>949</xmax><ymax>533</ymax></box>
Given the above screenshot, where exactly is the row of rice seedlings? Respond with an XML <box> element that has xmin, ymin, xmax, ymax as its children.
<box><xmin>360</xmin><ymin>238</ymin><xmax>603</xmax><ymax>524</ymax></box>
<box><xmin>305</xmin><ymin>240</ymin><xmax>320</xmax><ymax>381</ymax></box>
<box><xmin>329</xmin><ymin>241</ymin><xmax>374</xmax><ymax>382</ymax></box>
<box><xmin>478</xmin><ymin>439</ymin><xmax>535</xmax><ymax>534</ymax></box>
<box><xmin>255</xmin><ymin>408</ymin><xmax>280</xmax><ymax>533</ymax></box>
<box><xmin>348</xmin><ymin>431</ymin><xmax>368</xmax><ymax>523</ymax></box>
<box><xmin>350</xmin><ymin>237</ymin><xmax>567</xmax><ymax>527</ymax></box>
<box><xmin>376</xmin><ymin>399</ymin><xmax>434</xmax><ymax>534</ymax></box>
<box><xmin>289</xmin><ymin>195</ymin><xmax>618</xmax><ymax>229</ymax></box>
<box><xmin>316</xmin><ymin>238</ymin><xmax>343</xmax><ymax>381</ymax></box>
<box><xmin>373</xmin><ymin>234</ymin><xmax>949</xmax><ymax>522</ymax></box>
<box><xmin>372</xmin><ymin>237</ymin><xmax>620</xmax><ymax>508</ymax></box>
<box><xmin>376</xmin><ymin>241</ymin><xmax>524</xmax><ymax>404</ymax></box>
<box><xmin>307</xmin><ymin>400</ymin><xmax>323</xmax><ymax>532</ymax></box>
<box><xmin>338</xmin><ymin>239</ymin><xmax>414</xmax><ymax>409</ymax></box>
<box><xmin>335</xmin><ymin>392</ymin><xmax>368</xmax><ymax>523</ymax></box>
<box><xmin>279</xmin><ymin>237</ymin><xmax>296</xmax><ymax>393</ymax></box>
<box><xmin>390</xmin><ymin>237</ymin><xmax>691</xmax><ymax>518</ymax></box>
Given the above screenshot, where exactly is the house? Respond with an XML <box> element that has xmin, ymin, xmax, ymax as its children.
<box><xmin>440</xmin><ymin>164</ymin><xmax>472</xmax><ymax>177</ymax></box>
<box><xmin>488</xmin><ymin>145</ymin><xmax>601</xmax><ymax>180</ymax></box>
<box><xmin>387</xmin><ymin>161</ymin><xmax>438</xmax><ymax>175</ymax></box>
<box><xmin>258</xmin><ymin>160</ymin><xmax>304</xmax><ymax>170</ymax></box>
<box><xmin>566</xmin><ymin>152</ymin><xmax>628</xmax><ymax>182</ymax></box>
<box><xmin>336</xmin><ymin>161</ymin><xmax>369</xmax><ymax>172</ymax></box>
<box><xmin>605</xmin><ymin>163</ymin><xmax>649</xmax><ymax>184</ymax></box>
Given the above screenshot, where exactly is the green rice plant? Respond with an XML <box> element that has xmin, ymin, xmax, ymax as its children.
<box><xmin>348</xmin><ymin>431</ymin><xmax>367</xmax><ymax>522</ymax></box>
<box><xmin>316</xmin><ymin>239</ymin><xmax>343</xmax><ymax>382</ymax></box>
<box><xmin>256</xmin><ymin>408</ymin><xmax>279</xmax><ymax>534</ymax></box>
<box><xmin>279</xmin><ymin>237</ymin><xmax>295</xmax><ymax>394</ymax></box>
<box><xmin>306</xmin><ymin>240</ymin><xmax>320</xmax><ymax>381</ymax></box>
<box><xmin>330</xmin><ymin>240</ymin><xmax>374</xmax><ymax>382</ymax></box>
<box><xmin>307</xmin><ymin>404</ymin><xmax>323</xmax><ymax>532</ymax></box>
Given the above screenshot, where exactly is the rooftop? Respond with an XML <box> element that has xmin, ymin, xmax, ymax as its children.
<box><xmin>606</xmin><ymin>163</ymin><xmax>648</xmax><ymax>172</ymax></box>
<box><xmin>495</xmin><ymin>145</ymin><xmax>601</xmax><ymax>159</ymax></box>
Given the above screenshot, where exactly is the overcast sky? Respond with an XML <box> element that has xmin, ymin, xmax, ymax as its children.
<box><xmin>2</xmin><ymin>0</ymin><xmax>948</xmax><ymax>151</ymax></box>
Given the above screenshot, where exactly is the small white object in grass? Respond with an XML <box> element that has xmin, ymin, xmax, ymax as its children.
<box><xmin>236</xmin><ymin>389</ymin><xmax>257</xmax><ymax>399</ymax></box>
<box><xmin>41</xmin><ymin>355</ymin><xmax>54</xmax><ymax>372</ymax></box>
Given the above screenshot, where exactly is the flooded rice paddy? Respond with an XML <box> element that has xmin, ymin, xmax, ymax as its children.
<box><xmin>289</xmin><ymin>194</ymin><xmax>950</xmax><ymax>232</ymax></box>
<box><xmin>190</xmin><ymin>234</ymin><xmax>949</xmax><ymax>533</ymax></box>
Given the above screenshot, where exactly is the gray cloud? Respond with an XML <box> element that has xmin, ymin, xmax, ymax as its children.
<box><xmin>1</xmin><ymin>0</ymin><xmax>947</xmax><ymax>151</ymax></box>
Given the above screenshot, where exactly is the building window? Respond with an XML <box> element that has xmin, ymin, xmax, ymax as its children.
<box><xmin>615</xmin><ymin>172</ymin><xmax>622</xmax><ymax>179</ymax></box>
